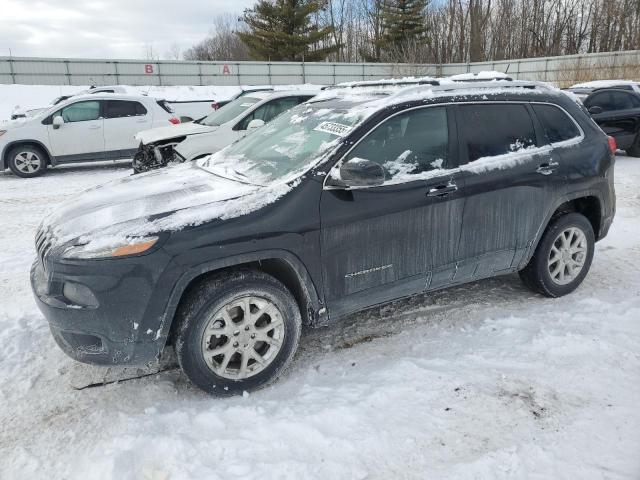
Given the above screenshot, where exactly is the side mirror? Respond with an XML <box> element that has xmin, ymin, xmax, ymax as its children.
<box><xmin>52</xmin><ymin>115</ymin><xmax>64</xmax><ymax>129</ymax></box>
<box><xmin>247</xmin><ymin>119</ymin><xmax>265</xmax><ymax>131</ymax></box>
<box><xmin>588</xmin><ymin>105</ymin><xmax>603</xmax><ymax>115</ymax></box>
<box><xmin>334</xmin><ymin>158</ymin><xmax>385</xmax><ymax>188</ymax></box>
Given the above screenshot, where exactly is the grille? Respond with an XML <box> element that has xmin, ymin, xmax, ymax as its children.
<box><xmin>35</xmin><ymin>225</ymin><xmax>54</xmax><ymax>267</ymax></box>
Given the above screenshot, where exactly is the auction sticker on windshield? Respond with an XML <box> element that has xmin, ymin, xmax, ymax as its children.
<box><xmin>313</xmin><ymin>121</ymin><xmax>352</xmax><ymax>136</ymax></box>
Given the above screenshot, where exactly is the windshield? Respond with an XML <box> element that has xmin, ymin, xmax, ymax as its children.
<box><xmin>199</xmin><ymin>96</ymin><xmax>261</xmax><ymax>126</ymax></box>
<box><xmin>197</xmin><ymin>103</ymin><xmax>365</xmax><ymax>185</ymax></box>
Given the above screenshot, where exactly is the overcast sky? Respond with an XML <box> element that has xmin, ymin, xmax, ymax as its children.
<box><xmin>0</xmin><ymin>0</ymin><xmax>256</xmax><ymax>59</ymax></box>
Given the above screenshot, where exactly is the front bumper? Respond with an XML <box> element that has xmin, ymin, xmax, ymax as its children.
<box><xmin>30</xmin><ymin>249</ymin><xmax>174</xmax><ymax>366</ymax></box>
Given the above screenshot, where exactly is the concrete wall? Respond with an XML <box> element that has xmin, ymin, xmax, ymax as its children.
<box><xmin>1</xmin><ymin>50</ymin><xmax>639</xmax><ymax>87</ymax></box>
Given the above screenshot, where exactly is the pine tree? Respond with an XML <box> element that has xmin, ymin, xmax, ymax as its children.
<box><xmin>376</xmin><ymin>0</ymin><xmax>429</xmax><ymax>56</ymax></box>
<box><xmin>237</xmin><ymin>0</ymin><xmax>340</xmax><ymax>61</ymax></box>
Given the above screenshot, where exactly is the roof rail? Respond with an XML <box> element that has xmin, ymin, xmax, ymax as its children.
<box><xmin>323</xmin><ymin>78</ymin><xmax>440</xmax><ymax>90</ymax></box>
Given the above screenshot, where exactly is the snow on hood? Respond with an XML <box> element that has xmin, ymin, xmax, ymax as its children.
<box><xmin>41</xmin><ymin>162</ymin><xmax>291</xmax><ymax>252</ymax></box>
<box><xmin>134</xmin><ymin>122</ymin><xmax>215</xmax><ymax>145</ymax></box>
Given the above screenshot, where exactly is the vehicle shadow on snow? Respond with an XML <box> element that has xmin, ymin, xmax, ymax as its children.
<box><xmin>68</xmin><ymin>272</ymin><xmax>539</xmax><ymax>394</ymax></box>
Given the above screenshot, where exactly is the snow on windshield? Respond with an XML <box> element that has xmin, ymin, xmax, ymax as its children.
<box><xmin>198</xmin><ymin>103</ymin><xmax>365</xmax><ymax>184</ymax></box>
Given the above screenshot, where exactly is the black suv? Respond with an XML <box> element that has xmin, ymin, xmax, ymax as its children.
<box><xmin>31</xmin><ymin>81</ymin><xmax>616</xmax><ymax>395</ymax></box>
<box><xmin>583</xmin><ymin>88</ymin><xmax>640</xmax><ymax>156</ymax></box>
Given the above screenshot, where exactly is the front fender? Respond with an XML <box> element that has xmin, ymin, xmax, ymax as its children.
<box><xmin>145</xmin><ymin>249</ymin><xmax>323</xmax><ymax>357</ymax></box>
<box><xmin>1</xmin><ymin>139</ymin><xmax>54</xmax><ymax>169</ymax></box>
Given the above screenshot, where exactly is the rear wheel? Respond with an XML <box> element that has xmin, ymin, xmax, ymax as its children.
<box><xmin>519</xmin><ymin>213</ymin><xmax>595</xmax><ymax>297</ymax></box>
<box><xmin>174</xmin><ymin>269</ymin><xmax>302</xmax><ymax>395</ymax></box>
<box><xmin>8</xmin><ymin>145</ymin><xmax>48</xmax><ymax>178</ymax></box>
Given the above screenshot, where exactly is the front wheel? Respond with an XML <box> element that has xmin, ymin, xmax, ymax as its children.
<box><xmin>174</xmin><ymin>270</ymin><xmax>302</xmax><ymax>395</ymax></box>
<box><xmin>8</xmin><ymin>145</ymin><xmax>48</xmax><ymax>178</ymax></box>
<box><xmin>519</xmin><ymin>212</ymin><xmax>595</xmax><ymax>297</ymax></box>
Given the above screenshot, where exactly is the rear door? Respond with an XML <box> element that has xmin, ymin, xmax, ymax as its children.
<box><xmin>452</xmin><ymin>103</ymin><xmax>554</xmax><ymax>282</ymax></box>
<box><xmin>585</xmin><ymin>90</ymin><xmax>640</xmax><ymax>149</ymax></box>
<box><xmin>46</xmin><ymin>100</ymin><xmax>105</xmax><ymax>161</ymax></box>
<box><xmin>320</xmin><ymin>106</ymin><xmax>465</xmax><ymax>319</ymax></box>
<box><xmin>103</xmin><ymin>100</ymin><xmax>152</xmax><ymax>158</ymax></box>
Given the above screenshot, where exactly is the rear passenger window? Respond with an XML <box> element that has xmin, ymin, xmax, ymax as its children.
<box><xmin>585</xmin><ymin>92</ymin><xmax>613</xmax><ymax>111</ymax></box>
<box><xmin>104</xmin><ymin>100</ymin><xmax>147</xmax><ymax>119</ymax></box>
<box><xmin>609</xmin><ymin>91</ymin><xmax>640</xmax><ymax>110</ymax></box>
<box><xmin>345</xmin><ymin>106</ymin><xmax>448</xmax><ymax>181</ymax></box>
<box><xmin>533</xmin><ymin>104</ymin><xmax>580</xmax><ymax>144</ymax></box>
<box><xmin>458</xmin><ymin>104</ymin><xmax>536</xmax><ymax>162</ymax></box>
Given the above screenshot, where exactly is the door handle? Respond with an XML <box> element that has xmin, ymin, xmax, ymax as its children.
<box><xmin>536</xmin><ymin>161</ymin><xmax>559</xmax><ymax>175</ymax></box>
<box><xmin>88</xmin><ymin>125</ymin><xmax>101</xmax><ymax>130</ymax></box>
<box><xmin>427</xmin><ymin>182</ymin><xmax>458</xmax><ymax>197</ymax></box>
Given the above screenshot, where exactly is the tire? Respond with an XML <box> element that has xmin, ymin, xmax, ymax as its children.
<box><xmin>174</xmin><ymin>269</ymin><xmax>302</xmax><ymax>395</ymax></box>
<box><xmin>7</xmin><ymin>145</ymin><xmax>48</xmax><ymax>178</ymax></box>
<box><xmin>626</xmin><ymin>133</ymin><xmax>640</xmax><ymax>157</ymax></box>
<box><xmin>519</xmin><ymin>212</ymin><xmax>595</xmax><ymax>298</ymax></box>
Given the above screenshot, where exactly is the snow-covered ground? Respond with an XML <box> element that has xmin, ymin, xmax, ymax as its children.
<box><xmin>0</xmin><ymin>155</ymin><xmax>639</xmax><ymax>480</ymax></box>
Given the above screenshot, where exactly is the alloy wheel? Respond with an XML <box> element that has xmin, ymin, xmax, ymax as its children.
<box><xmin>200</xmin><ymin>296</ymin><xmax>285</xmax><ymax>380</ymax></box>
<box><xmin>548</xmin><ymin>226</ymin><xmax>588</xmax><ymax>285</ymax></box>
<box><xmin>14</xmin><ymin>151</ymin><xmax>42</xmax><ymax>174</ymax></box>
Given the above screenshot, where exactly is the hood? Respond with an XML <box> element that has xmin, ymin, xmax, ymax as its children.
<box><xmin>42</xmin><ymin>162</ymin><xmax>263</xmax><ymax>250</ymax></box>
<box><xmin>135</xmin><ymin>122</ymin><xmax>216</xmax><ymax>145</ymax></box>
<box><xmin>1</xmin><ymin>116</ymin><xmax>39</xmax><ymax>129</ymax></box>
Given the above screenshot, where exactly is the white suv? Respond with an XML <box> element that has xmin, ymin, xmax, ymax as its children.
<box><xmin>0</xmin><ymin>93</ymin><xmax>179</xmax><ymax>178</ymax></box>
<box><xmin>132</xmin><ymin>90</ymin><xmax>317</xmax><ymax>172</ymax></box>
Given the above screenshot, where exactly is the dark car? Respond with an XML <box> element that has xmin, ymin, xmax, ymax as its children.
<box><xmin>584</xmin><ymin>88</ymin><xmax>640</xmax><ymax>156</ymax></box>
<box><xmin>31</xmin><ymin>81</ymin><xmax>616</xmax><ymax>395</ymax></box>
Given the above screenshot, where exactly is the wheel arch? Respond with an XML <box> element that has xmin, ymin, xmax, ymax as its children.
<box><xmin>520</xmin><ymin>191</ymin><xmax>604</xmax><ymax>269</ymax></box>
<box><xmin>2</xmin><ymin>140</ymin><xmax>54</xmax><ymax>169</ymax></box>
<box><xmin>161</xmin><ymin>250</ymin><xmax>324</xmax><ymax>347</ymax></box>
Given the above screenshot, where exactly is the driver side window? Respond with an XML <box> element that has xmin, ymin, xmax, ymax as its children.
<box><xmin>56</xmin><ymin>101</ymin><xmax>101</xmax><ymax>123</ymax></box>
<box><xmin>344</xmin><ymin>107</ymin><xmax>449</xmax><ymax>181</ymax></box>
<box><xmin>236</xmin><ymin>97</ymin><xmax>300</xmax><ymax>130</ymax></box>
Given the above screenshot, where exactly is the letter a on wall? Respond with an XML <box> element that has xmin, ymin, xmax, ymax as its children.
<box><xmin>222</xmin><ymin>64</ymin><xmax>232</xmax><ymax>75</ymax></box>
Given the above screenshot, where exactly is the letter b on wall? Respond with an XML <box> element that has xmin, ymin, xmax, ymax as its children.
<box><xmin>144</xmin><ymin>64</ymin><xmax>154</xmax><ymax>74</ymax></box>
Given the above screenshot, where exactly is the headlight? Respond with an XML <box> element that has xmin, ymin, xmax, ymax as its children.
<box><xmin>62</xmin><ymin>236</ymin><xmax>159</xmax><ymax>259</ymax></box>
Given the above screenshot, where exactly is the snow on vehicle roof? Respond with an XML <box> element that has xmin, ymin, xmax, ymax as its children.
<box><xmin>570</xmin><ymin>79</ymin><xmax>640</xmax><ymax>89</ymax></box>
<box><xmin>313</xmin><ymin>80</ymin><xmax>555</xmax><ymax>115</ymax></box>
<box><xmin>331</xmin><ymin>76</ymin><xmax>443</xmax><ymax>88</ymax></box>
<box><xmin>448</xmin><ymin>71</ymin><xmax>512</xmax><ymax>81</ymax></box>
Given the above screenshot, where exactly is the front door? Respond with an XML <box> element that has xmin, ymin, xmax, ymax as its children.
<box><xmin>46</xmin><ymin>100</ymin><xmax>105</xmax><ymax>162</ymax></box>
<box><xmin>320</xmin><ymin>106</ymin><xmax>465</xmax><ymax>319</ymax></box>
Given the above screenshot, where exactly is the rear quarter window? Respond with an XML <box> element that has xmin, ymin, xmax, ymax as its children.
<box><xmin>458</xmin><ymin>103</ymin><xmax>536</xmax><ymax>162</ymax></box>
<box><xmin>532</xmin><ymin>104</ymin><xmax>581</xmax><ymax>144</ymax></box>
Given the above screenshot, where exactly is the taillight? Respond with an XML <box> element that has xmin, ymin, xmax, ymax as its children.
<box><xmin>169</xmin><ymin>117</ymin><xmax>180</xmax><ymax>125</ymax></box>
<box><xmin>212</xmin><ymin>102</ymin><xmax>220</xmax><ymax>110</ymax></box>
<box><xmin>607</xmin><ymin>136</ymin><xmax>617</xmax><ymax>155</ymax></box>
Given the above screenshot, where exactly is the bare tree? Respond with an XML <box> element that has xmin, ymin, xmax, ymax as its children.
<box><xmin>184</xmin><ymin>14</ymin><xmax>250</xmax><ymax>61</ymax></box>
